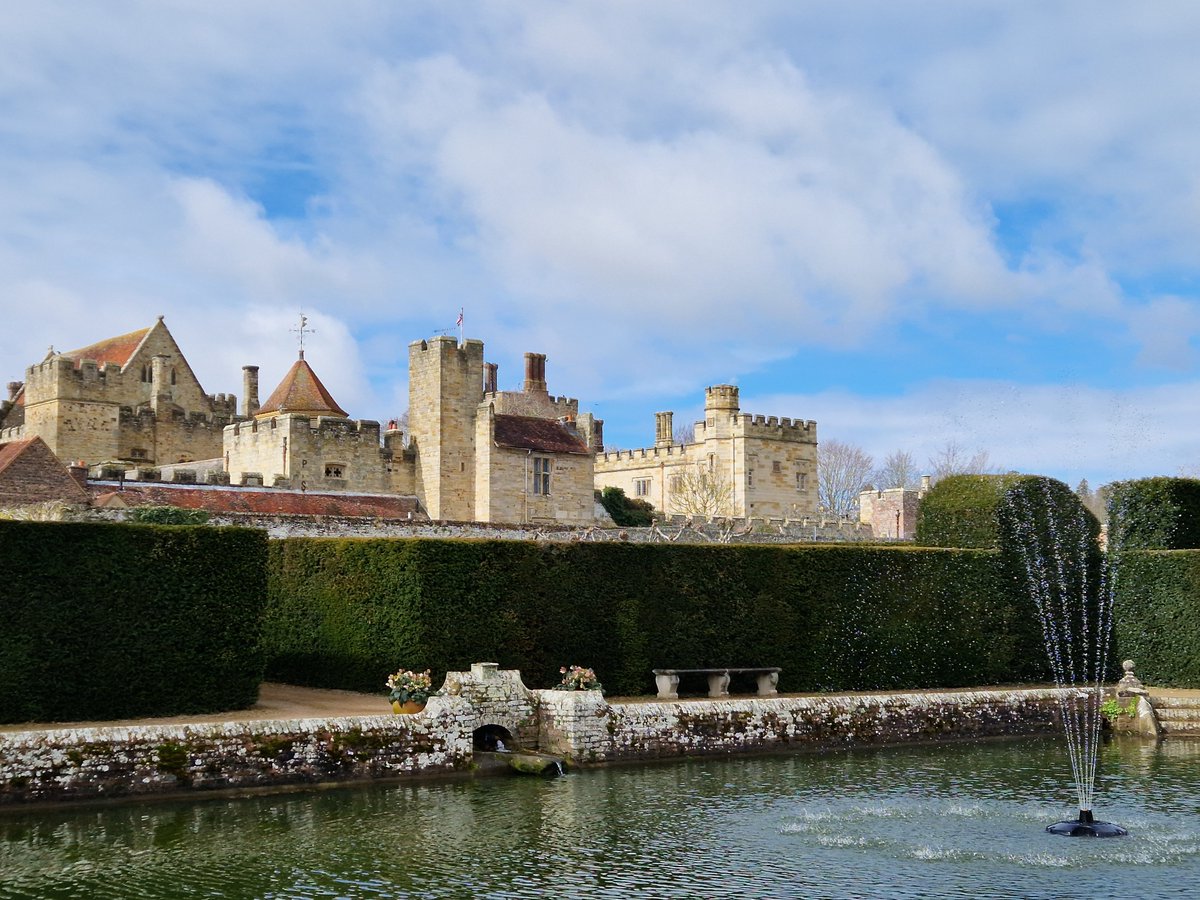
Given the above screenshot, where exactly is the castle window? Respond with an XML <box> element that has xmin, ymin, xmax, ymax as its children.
<box><xmin>797</xmin><ymin>472</ymin><xmax>807</xmax><ymax>490</ymax></box>
<box><xmin>747</xmin><ymin>469</ymin><xmax>754</xmax><ymax>487</ymax></box>
<box><xmin>634</xmin><ymin>477</ymin><xmax>651</xmax><ymax>497</ymax></box>
<box><xmin>773</xmin><ymin>461</ymin><xmax>782</xmax><ymax>475</ymax></box>
<box><xmin>170</xmin><ymin>368</ymin><xmax>177</xmax><ymax>385</ymax></box>
<box><xmin>670</xmin><ymin>474</ymin><xmax>683</xmax><ymax>493</ymax></box>
<box><xmin>130</xmin><ymin>448</ymin><xmax>147</xmax><ymax>460</ymax></box>
<box><xmin>532</xmin><ymin>456</ymin><xmax>551</xmax><ymax>495</ymax></box>
<box><xmin>141</xmin><ymin>365</ymin><xmax>150</xmax><ymax>383</ymax></box>
<box><xmin>325</xmin><ymin>463</ymin><xmax>345</xmax><ymax>478</ymax></box>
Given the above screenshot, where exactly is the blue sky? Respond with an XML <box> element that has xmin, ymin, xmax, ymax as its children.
<box><xmin>2</xmin><ymin>1</ymin><xmax>1199</xmax><ymax>487</ymax></box>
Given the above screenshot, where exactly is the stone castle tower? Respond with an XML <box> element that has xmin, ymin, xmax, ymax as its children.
<box><xmin>407</xmin><ymin>336</ymin><xmax>486</xmax><ymax>521</ymax></box>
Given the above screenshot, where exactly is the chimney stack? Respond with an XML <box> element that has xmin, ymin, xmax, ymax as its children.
<box><xmin>242</xmin><ymin>366</ymin><xmax>260</xmax><ymax>417</ymax></box>
<box><xmin>655</xmin><ymin>411</ymin><xmax>675</xmax><ymax>447</ymax></box>
<box><xmin>6</xmin><ymin>382</ymin><xmax>20</xmax><ymax>402</ymax></box>
<box><xmin>523</xmin><ymin>352</ymin><xmax>548</xmax><ymax>394</ymax></box>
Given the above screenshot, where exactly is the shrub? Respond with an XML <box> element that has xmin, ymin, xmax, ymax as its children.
<box><xmin>263</xmin><ymin>538</ymin><xmax>1044</xmax><ymax>697</ymax></box>
<box><xmin>127</xmin><ymin>505</ymin><xmax>211</xmax><ymax>525</ymax></box>
<box><xmin>597</xmin><ymin>486</ymin><xmax>655</xmax><ymax>527</ymax></box>
<box><xmin>1106</xmin><ymin>478</ymin><xmax>1200</xmax><ymax>550</ymax></box>
<box><xmin>0</xmin><ymin>520</ymin><xmax>266</xmax><ymax>723</ymax></box>
<box><xmin>1111</xmin><ymin>551</ymin><xmax>1200</xmax><ymax>687</ymax></box>
<box><xmin>915</xmin><ymin>474</ymin><xmax>1032</xmax><ymax>548</ymax></box>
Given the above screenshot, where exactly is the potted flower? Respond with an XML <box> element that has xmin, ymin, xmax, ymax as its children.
<box><xmin>386</xmin><ymin>668</ymin><xmax>433</xmax><ymax>714</ymax></box>
<box><xmin>554</xmin><ymin>665</ymin><xmax>603</xmax><ymax>693</ymax></box>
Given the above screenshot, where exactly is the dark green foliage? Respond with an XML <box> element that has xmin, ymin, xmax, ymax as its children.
<box><xmin>0</xmin><ymin>520</ymin><xmax>266</xmax><ymax>724</ymax></box>
<box><xmin>1112</xmin><ymin>551</ymin><xmax>1200</xmax><ymax>687</ymax></box>
<box><xmin>597</xmin><ymin>487</ymin><xmax>655</xmax><ymax>527</ymax></box>
<box><xmin>263</xmin><ymin>538</ymin><xmax>1044</xmax><ymax>696</ymax></box>
<box><xmin>995</xmin><ymin>477</ymin><xmax>1106</xmax><ymax>682</ymax></box>
<box><xmin>127</xmin><ymin>506</ymin><xmax>211</xmax><ymax>525</ymax></box>
<box><xmin>915</xmin><ymin>474</ymin><xmax>1034</xmax><ymax>548</ymax></box>
<box><xmin>1106</xmin><ymin>478</ymin><xmax>1200</xmax><ymax>550</ymax></box>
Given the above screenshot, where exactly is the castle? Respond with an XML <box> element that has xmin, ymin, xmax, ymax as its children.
<box><xmin>2</xmin><ymin>319</ymin><xmax>818</xmax><ymax>526</ymax></box>
<box><xmin>593</xmin><ymin>385</ymin><xmax>819</xmax><ymax>520</ymax></box>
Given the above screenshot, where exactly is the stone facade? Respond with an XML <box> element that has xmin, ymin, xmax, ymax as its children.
<box><xmin>595</xmin><ymin>385</ymin><xmax>818</xmax><ymax>520</ymax></box>
<box><xmin>2</xmin><ymin>318</ymin><xmax>237</xmax><ymax>467</ymax></box>
<box><xmin>858</xmin><ymin>476</ymin><xmax>930</xmax><ymax>540</ymax></box>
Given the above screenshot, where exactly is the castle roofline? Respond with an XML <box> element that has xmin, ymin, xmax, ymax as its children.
<box><xmin>62</xmin><ymin>325</ymin><xmax>153</xmax><ymax>370</ymax></box>
<box><xmin>256</xmin><ymin>356</ymin><xmax>349</xmax><ymax>419</ymax></box>
<box><xmin>493</xmin><ymin>414</ymin><xmax>590</xmax><ymax>455</ymax></box>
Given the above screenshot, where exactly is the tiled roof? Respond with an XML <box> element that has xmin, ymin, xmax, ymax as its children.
<box><xmin>258</xmin><ymin>356</ymin><xmax>349</xmax><ymax>418</ymax></box>
<box><xmin>87</xmin><ymin>482</ymin><xmax>422</xmax><ymax>518</ymax></box>
<box><xmin>0</xmin><ymin>437</ymin><xmax>36</xmax><ymax>478</ymax></box>
<box><xmin>63</xmin><ymin>327</ymin><xmax>150</xmax><ymax>369</ymax></box>
<box><xmin>492</xmin><ymin>414</ymin><xmax>590</xmax><ymax>455</ymax></box>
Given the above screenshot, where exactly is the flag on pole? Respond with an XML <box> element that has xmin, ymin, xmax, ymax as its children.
<box><xmin>456</xmin><ymin>308</ymin><xmax>464</xmax><ymax>328</ymax></box>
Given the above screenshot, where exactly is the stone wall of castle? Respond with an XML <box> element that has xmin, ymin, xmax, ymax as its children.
<box><xmin>859</xmin><ymin>484</ymin><xmax>926</xmax><ymax>540</ymax></box>
<box><xmin>18</xmin><ymin>321</ymin><xmax>236</xmax><ymax>466</ymax></box>
<box><xmin>224</xmin><ymin>414</ymin><xmax>415</xmax><ymax>494</ymax></box>
<box><xmin>474</xmin><ymin>408</ymin><xmax>594</xmax><ymax>524</ymax></box>
<box><xmin>408</xmin><ymin>337</ymin><xmax>484</xmax><ymax>521</ymax></box>
<box><xmin>595</xmin><ymin>385</ymin><xmax>818</xmax><ymax>520</ymax></box>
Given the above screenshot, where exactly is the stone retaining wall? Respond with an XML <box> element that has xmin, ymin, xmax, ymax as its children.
<box><xmin>0</xmin><ymin>677</ymin><xmax>1078</xmax><ymax>807</ymax></box>
<box><xmin>538</xmin><ymin>688</ymin><xmax>1076</xmax><ymax>764</ymax></box>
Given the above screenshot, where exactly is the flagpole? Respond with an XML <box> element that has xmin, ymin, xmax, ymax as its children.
<box><xmin>458</xmin><ymin>307</ymin><xmax>464</xmax><ymax>344</ymax></box>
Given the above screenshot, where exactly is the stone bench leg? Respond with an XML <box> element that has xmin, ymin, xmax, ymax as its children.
<box><xmin>707</xmin><ymin>672</ymin><xmax>730</xmax><ymax>698</ymax></box>
<box><xmin>756</xmin><ymin>672</ymin><xmax>779</xmax><ymax>696</ymax></box>
<box><xmin>656</xmin><ymin>673</ymin><xmax>679</xmax><ymax>700</ymax></box>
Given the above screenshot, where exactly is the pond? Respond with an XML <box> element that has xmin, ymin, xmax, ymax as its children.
<box><xmin>2</xmin><ymin>736</ymin><xmax>1199</xmax><ymax>899</ymax></box>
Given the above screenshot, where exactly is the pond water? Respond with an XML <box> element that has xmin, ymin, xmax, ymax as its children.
<box><xmin>3</xmin><ymin>736</ymin><xmax>1200</xmax><ymax>899</ymax></box>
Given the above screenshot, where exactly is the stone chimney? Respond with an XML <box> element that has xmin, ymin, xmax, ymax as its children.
<box><xmin>484</xmin><ymin>362</ymin><xmax>498</xmax><ymax>395</ymax></box>
<box><xmin>242</xmin><ymin>366</ymin><xmax>260</xmax><ymax>417</ymax></box>
<box><xmin>68</xmin><ymin>461</ymin><xmax>88</xmax><ymax>491</ymax></box>
<box><xmin>6</xmin><ymin>381</ymin><xmax>20</xmax><ymax>402</ymax></box>
<box><xmin>150</xmin><ymin>355</ymin><xmax>170</xmax><ymax>414</ymax></box>
<box><xmin>523</xmin><ymin>352</ymin><xmax>548</xmax><ymax>394</ymax></box>
<box><xmin>920</xmin><ymin>475</ymin><xmax>932</xmax><ymax>495</ymax></box>
<box><xmin>655</xmin><ymin>411</ymin><xmax>674</xmax><ymax>447</ymax></box>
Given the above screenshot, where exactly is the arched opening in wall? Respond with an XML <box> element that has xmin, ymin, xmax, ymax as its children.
<box><xmin>473</xmin><ymin>724</ymin><xmax>517</xmax><ymax>752</ymax></box>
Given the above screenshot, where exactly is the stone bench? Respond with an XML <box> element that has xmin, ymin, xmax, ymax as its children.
<box><xmin>652</xmin><ymin>667</ymin><xmax>781</xmax><ymax>700</ymax></box>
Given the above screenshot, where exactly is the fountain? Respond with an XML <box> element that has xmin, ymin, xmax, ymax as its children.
<box><xmin>1000</xmin><ymin>478</ymin><xmax>1128</xmax><ymax>837</ymax></box>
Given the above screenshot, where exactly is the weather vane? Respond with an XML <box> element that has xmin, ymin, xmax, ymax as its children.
<box><xmin>291</xmin><ymin>312</ymin><xmax>316</xmax><ymax>359</ymax></box>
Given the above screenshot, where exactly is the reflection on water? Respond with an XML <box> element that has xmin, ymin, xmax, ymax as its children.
<box><xmin>3</xmin><ymin>737</ymin><xmax>1200</xmax><ymax>899</ymax></box>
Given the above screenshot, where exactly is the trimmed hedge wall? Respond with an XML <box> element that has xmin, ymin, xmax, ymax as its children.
<box><xmin>1107</xmin><ymin>478</ymin><xmax>1200</xmax><ymax>550</ymax></box>
<box><xmin>0</xmin><ymin>520</ymin><xmax>267</xmax><ymax>724</ymax></box>
<box><xmin>1112</xmin><ymin>551</ymin><xmax>1200</xmax><ymax>687</ymax></box>
<box><xmin>264</xmin><ymin>538</ymin><xmax>1048</xmax><ymax>697</ymax></box>
<box><xmin>915</xmin><ymin>474</ymin><xmax>1032</xmax><ymax>548</ymax></box>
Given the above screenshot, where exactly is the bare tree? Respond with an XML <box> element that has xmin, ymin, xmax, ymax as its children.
<box><xmin>927</xmin><ymin>440</ymin><xmax>992</xmax><ymax>483</ymax></box>
<box><xmin>873</xmin><ymin>450</ymin><xmax>919</xmax><ymax>490</ymax></box>
<box><xmin>668</xmin><ymin>463</ymin><xmax>734</xmax><ymax>518</ymax></box>
<box><xmin>818</xmin><ymin>439</ymin><xmax>874</xmax><ymax>516</ymax></box>
<box><xmin>673</xmin><ymin>421</ymin><xmax>695</xmax><ymax>445</ymax></box>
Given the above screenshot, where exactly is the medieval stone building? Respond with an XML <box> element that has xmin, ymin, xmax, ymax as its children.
<box><xmin>0</xmin><ymin>317</ymin><xmax>237</xmax><ymax>468</ymax></box>
<box><xmin>594</xmin><ymin>385</ymin><xmax>819</xmax><ymax>520</ymax></box>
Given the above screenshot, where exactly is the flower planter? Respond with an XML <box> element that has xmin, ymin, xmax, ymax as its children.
<box><xmin>392</xmin><ymin>700</ymin><xmax>426</xmax><ymax>715</ymax></box>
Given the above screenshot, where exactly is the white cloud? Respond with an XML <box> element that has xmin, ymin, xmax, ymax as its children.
<box><xmin>749</xmin><ymin>379</ymin><xmax>1199</xmax><ymax>487</ymax></box>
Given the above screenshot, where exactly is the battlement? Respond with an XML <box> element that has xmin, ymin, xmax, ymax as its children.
<box><xmin>227</xmin><ymin>414</ymin><xmax>382</xmax><ymax>442</ymax></box>
<box><xmin>598</xmin><ymin>444</ymin><xmax>694</xmax><ymax>464</ymax></box>
<box><xmin>733</xmin><ymin>412</ymin><xmax>816</xmax><ymax>441</ymax></box>
<box><xmin>409</xmin><ymin>335</ymin><xmax>485</xmax><ymax>366</ymax></box>
<box><xmin>704</xmin><ymin>384</ymin><xmax>740</xmax><ymax>413</ymax></box>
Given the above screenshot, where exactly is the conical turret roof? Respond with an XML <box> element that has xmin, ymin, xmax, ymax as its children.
<box><xmin>256</xmin><ymin>353</ymin><xmax>349</xmax><ymax>419</ymax></box>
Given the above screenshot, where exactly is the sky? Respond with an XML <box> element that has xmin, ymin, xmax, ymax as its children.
<box><xmin>2</xmin><ymin>1</ymin><xmax>1198</xmax><ymax>488</ymax></box>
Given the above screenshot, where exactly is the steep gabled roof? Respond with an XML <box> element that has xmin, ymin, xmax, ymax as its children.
<box><xmin>62</xmin><ymin>327</ymin><xmax>152</xmax><ymax>370</ymax></box>
<box><xmin>0</xmin><ymin>436</ymin><xmax>90</xmax><ymax>504</ymax></box>
<box><xmin>257</xmin><ymin>355</ymin><xmax>349</xmax><ymax>418</ymax></box>
<box><xmin>493</xmin><ymin>414</ymin><xmax>590</xmax><ymax>455</ymax></box>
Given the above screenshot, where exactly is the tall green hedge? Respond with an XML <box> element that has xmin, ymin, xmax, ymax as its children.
<box><xmin>915</xmin><ymin>474</ymin><xmax>1032</xmax><ymax>548</ymax></box>
<box><xmin>1107</xmin><ymin>478</ymin><xmax>1200</xmax><ymax>550</ymax></box>
<box><xmin>264</xmin><ymin>538</ymin><xmax>1047</xmax><ymax>696</ymax></box>
<box><xmin>1111</xmin><ymin>551</ymin><xmax>1200</xmax><ymax>687</ymax></box>
<box><xmin>0</xmin><ymin>520</ymin><xmax>267</xmax><ymax>724</ymax></box>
